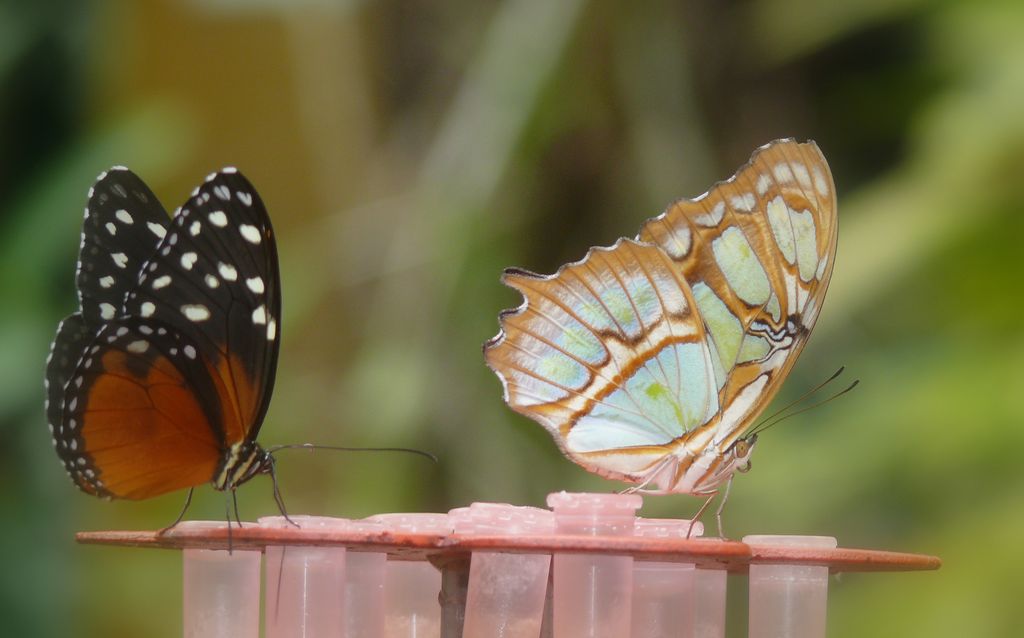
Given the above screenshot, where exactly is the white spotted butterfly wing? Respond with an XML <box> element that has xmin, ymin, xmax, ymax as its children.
<box><xmin>485</xmin><ymin>139</ymin><xmax>836</xmax><ymax>494</ymax></box>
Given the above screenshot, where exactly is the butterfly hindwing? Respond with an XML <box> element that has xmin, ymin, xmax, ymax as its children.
<box><xmin>54</xmin><ymin>317</ymin><xmax>225</xmax><ymax>499</ymax></box>
<box><xmin>485</xmin><ymin>239</ymin><xmax>721</xmax><ymax>484</ymax></box>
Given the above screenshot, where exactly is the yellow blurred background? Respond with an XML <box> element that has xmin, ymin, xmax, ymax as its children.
<box><xmin>3</xmin><ymin>0</ymin><xmax>1022</xmax><ymax>636</ymax></box>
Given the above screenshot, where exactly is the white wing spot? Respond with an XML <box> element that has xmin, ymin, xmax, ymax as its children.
<box><xmin>267</xmin><ymin>318</ymin><xmax>277</xmax><ymax>341</ymax></box>
<box><xmin>184</xmin><ymin>345</ymin><xmax>197</xmax><ymax>359</ymax></box>
<box><xmin>816</xmin><ymin>254</ymin><xmax>828</xmax><ymax>280</ymax></box>
<box><xmin>139</xmin><ymin>325</ymin><xmax>154</xmax><ymax>335</ymax></box>
<box><xmin>792</xmin><ymin>163</ymin><xmax>812</xmax><ymax>189</ymax></box>
<box><xmin>237</xmin><ymin>191</ymin><xmax>253</xmax><ymax>206</ymax></box>
<box><xmin>208</xmin><ymin>210</ymin><xmax>228</xmax><ymax>227</ymax></box>
<box><xmin>126</xmin><ymin>340</ymin><xmax>149</xmax><ymax>354</ymax></box>
<box><xmin>181</xmin><ymin>252</ymin><xmax>198</xmax><ymax>270</ymax></box>
<box><xmin>116</xmin><ymin>326</ymin><xmax>129</xmax><ymax>337</ymax></box>
<box><xmin>245</xmin><ymin>276</ymin><xmax>265</xmax><ymax>294</ymax></box>
<box><xmin>813</xmin><ymin>167</ymin><xmax>829</xmax><ymax>196</ymax></box>
<box><xmin>251</xmin><ymin>305</ymin><xmax>267</xmax><ymax>325</ymax></box>
<box><xmin>152</xmin><ymin>275</ymin><xmax>172</xmax><ymax>289</ymax></box>
<box><xmin>756</xmin><ymin>174</ymin><xmax>772</xmax><ymax>196</ymax></box>
<box><xmin>111</xmin><ymin>253</ymin><xmax>128</xmax><ymax>269</ymax></box>
<box><xmin>695</xmin><ymin>201</ymin><xmax>726</xmax><ymax>226</ymax></box>
<box><xmin>99</xmin><ymin>303</ymin><xmax>116</xmax><ymax>320</ymax></box>
<box><xmin>214</xmin><ymin>185</ymin><xmax>231</xmax><ymax>201</ymax></box>
<box><xmin>205</xmin><ymin>274</ymin><xmax>220</xmax><ymax>289</ymax></box>
<box><xmin>147</xmin><ymin>222</ymin><xmax>167</xmax><ymax>239</ymax></box>
<box><xmin>99</xmin><ymin>276</ymin><xmax>115</xmax><ymax>288</ymax></box>
<box><xmin>140</xmin><ymin>302</ymin><xmax>156</xmax><ymax>317</ymax></box>
<box><xmin>105</xmin><ymin>222</ymin><xmax>117</xmax><ymax>235</ymax></box>
<box><xmin>238</xmin><ymin>224</ymin><xmax>261</xmax><ymax>244</ymax></box>
<box><xmin>190</xmin><ymin>221</ymin><xmax>201</xmax><ymax>236</ymax></box>
<box><xmin>218</xmin><ymin>262</ymin><xmax>238</xmax><ymax>281</ymax></box>
<box><xmin>730</xmin><ymin>193</ymin><xmax>756</xmax><ymax>212</ymax></box>
<box><xmin>115</xmin><ymin>209</ymin><xmax>134</xmax><ymax>224</ymax></box>
<box><xmin>222</xmin><ymin>167</ymin><xmax>238</xmax><ymax>174</ymax></box>
<box><xmin>181</xmin><ymin>304</ymin><xmax>211</xmax><ymax>322</ymax></box>
<box><xmin>773</xmin><ymin>163</ymin><xmax>794</xmax><ymax>183</ymax></box>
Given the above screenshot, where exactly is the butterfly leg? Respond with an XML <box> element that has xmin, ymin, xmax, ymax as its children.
<box><xmin>268</xmin><ymin>457</ymin><xmax>299</xmax><ymax>528</ymax></box>
<box><xmin>224</xmin><ymin>492</ymin><xmax>235</xmax><ymax>554</ymax></box>
<box><xmin>713</xmin><ymin>475</ymin><xmax>735</xmax><ymax>539</ymax></box>
<box><xmin>231</xmin><ymin>490</ymin><xmax>244</xmax><ymax>527</ymax></box>
<box><xmin>158</xmin><ymin>487</ymin><xmax>195</xmax><ymax>535</ymax></box>
<box><xmin>622</xmin><ymin>455</ymin><xmax>677</xmax><ymax>494</ymax></box>
<box><xmin>687</xmin><ymin>491</ymin><xmax>717</xmax><ymax>539</ymax></box>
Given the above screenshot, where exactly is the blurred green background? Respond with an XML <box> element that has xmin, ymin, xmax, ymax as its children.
<box><xmin>2</xmin><ymin>0</ymin><xmax>1022</xmax><ymax>636</ymax></box>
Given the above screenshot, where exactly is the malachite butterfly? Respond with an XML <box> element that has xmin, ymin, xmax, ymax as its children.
<box><xmin>485</xmin><ymin>139</ymin><xmax>837</xmax><ymax>498</ymax></box>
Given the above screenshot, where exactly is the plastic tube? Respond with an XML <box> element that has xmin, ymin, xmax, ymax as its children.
<box><xmin>180</xmin><ymin>521</ymin><xmax>261</xmax><ymax>638</ymax></box>
<box><xmin>546</xmin><ymin>492</ymin><xmax>642</xmax><ymax>638</ymax></box>
<box><xmin>366</xmin><ymin>513</ymin><xmax>450</xmax><ymax>638</ymax></box>
<box><xmin>451</xmin><ymin>503</ymin><xmax>554</xmax><ymax>638</ymax></box>
<box><xmin>743</xmin><ymin>535</ymin><xmax>837</xmax><ymax>638</ymax></box>
<box><xmin>631</xmin><ymin>518</ymin><xmax>703</xmax><ymax>638</ymax></box>
<box><xmin>260</xmin><ymin>516</ymin><xmax>347</xmax><ymax>638</ymax></box>
<box><xmin>693</xmin><ymin>568</ymin><xmax>727</xmax><ymax>638</ymax></box>
<box><xmin>340</xmin><ymin>521</ymin><xmax>389</xmax><ymax>638</ymax></box>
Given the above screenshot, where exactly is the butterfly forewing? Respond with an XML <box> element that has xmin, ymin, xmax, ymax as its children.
<box><xmin>76</xmin><ymin>167</ymin><xmax>172</xmax><ymax>327</ymax></box>
<box><xmin>637</xmin><ymin>140</ymin><xmax>837</xmax><ymax>454</ymax></box>
<box><xmin>486</xmin><ymin>139</ymin><xmax>838</xmax><ymax>494</ymax></box>
<box><xmin>123</xmin><ymin>170</ymin><xmax>281</xmax><ymax>443</ymax></box>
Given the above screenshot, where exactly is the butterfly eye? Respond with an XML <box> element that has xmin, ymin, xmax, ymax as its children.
<box><xmin>732</xmin><ymin>439</ymin><xmax>751</xmax><ymax>459</ymax></box>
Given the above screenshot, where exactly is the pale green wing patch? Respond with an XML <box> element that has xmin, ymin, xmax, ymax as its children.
<box><xmin>486</xmin><ymin>239</ymin><xmax>714</xmax><ymax>470</ymax></box>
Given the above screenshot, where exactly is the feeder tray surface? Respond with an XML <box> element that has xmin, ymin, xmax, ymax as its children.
<box><xmin>76</xmin><ymin>525</ymin><xmax>940</xmax><ymax>573</ymax></box>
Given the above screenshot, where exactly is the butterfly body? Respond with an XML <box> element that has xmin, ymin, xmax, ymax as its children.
<box><xmin>46</xmin><ymin>167</ymin><xmax>281</xmax><ymax>501</ymax></box>
<box><xmin>485</xmin><ymin>140</ymin><xmax>836</xmax><ymax>496</ymax></box>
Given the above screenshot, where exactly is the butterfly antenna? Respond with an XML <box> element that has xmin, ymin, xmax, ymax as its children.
<box><xmin>750</xmin><ymin>367</ymin><xmax>845</xmax><ymax>433</ymax></box>
<box><xmin>750</xmin><ymin>378</ymin><xmax>859</xmax><ymax>437</ymax></box>
<box><xmin>266</xmin><ymin>443</ymin><xmax>438</xmax><ymax>463</ymax></box>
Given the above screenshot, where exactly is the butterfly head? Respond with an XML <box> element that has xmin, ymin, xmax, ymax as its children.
<box><xmin>214</xmin><ymin>440</ymin><xmax>274</xmax><ymax>491</ymax></box>
<box><xmin>728</xmin><ymin>433</ymin><xmax>758</xmax><ymax>474</ymax></box>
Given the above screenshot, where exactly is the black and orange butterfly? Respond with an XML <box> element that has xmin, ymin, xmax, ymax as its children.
<box><xmin>45</xmin><ymin>167</ymin><xmax>285</xmax><ymax>516</ymax></box>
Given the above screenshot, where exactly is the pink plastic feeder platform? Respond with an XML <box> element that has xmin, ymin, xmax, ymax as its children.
<box><xmin>76</xmin><ymin>493</ymin><xmax>940</xmax><ymax>638</ymax></box>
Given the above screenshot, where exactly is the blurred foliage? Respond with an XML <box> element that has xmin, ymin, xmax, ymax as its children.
<box><xmin>1</xmin><ymin>0</ymin><xmax>1022</xmax><ymax>636</ymax></box>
